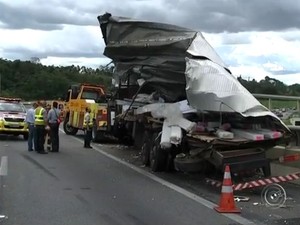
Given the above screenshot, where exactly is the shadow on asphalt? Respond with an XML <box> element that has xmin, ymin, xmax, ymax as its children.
<box><xmin>0</xmin><ymin>134</ymin><xmax>26</xmax><ymax>142</ymax></box>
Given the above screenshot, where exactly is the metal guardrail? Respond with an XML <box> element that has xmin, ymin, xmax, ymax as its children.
<box><xmin>253</xmin><ymin>94</ymin><xmax>300</xmax><ymax>147</ymax></box>
<box><xmin>253</xmin><ymin>93</ymin><xmax>300</xmax><ymax>110</ymax></box>
<box><xmin>253</xmin><ymin>93</ymin><xmax>300</xmax><ymax>101</ymax></box>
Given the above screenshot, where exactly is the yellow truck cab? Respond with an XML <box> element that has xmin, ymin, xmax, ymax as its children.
<box><xmin>62</xmin><ymin>83</ymin><xmax>113</xmax><ymax>141</ymax></box>
<box><xmin>0</xmin><ymin>97</ymin><xmax>28</xmax><ymax>140</ymax></box>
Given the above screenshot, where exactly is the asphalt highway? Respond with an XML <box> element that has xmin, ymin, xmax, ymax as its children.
<box><xmin>0</xmin><ymin>130</ymin><xmax>299</xmax><ymax>225</ymax></box>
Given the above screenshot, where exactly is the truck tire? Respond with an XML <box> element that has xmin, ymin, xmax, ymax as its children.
<box><xmin>174</xmin><ymin>156</ymin><xmax>206</xmax><ymax>173</ymax></box>
<box><xmin>141</xmin><ymin>131</ymin><xmax>153</xmax><ymax>166</ymax></box>
<box><xmin>165</xmin><ymin>153</ymin><xmax>175</xmax><ymax>172</ymax></box>
<box><xmin>150</xmin><ymin>133</ymin><xmax>167</xmax><ymax>172</ymax></box>
<box><xmin>262</xmin><ymin>163</ymin><xmax>271</xmax><ymax>177</ymax></box>
<box><xmin>63</xmin><ymin>118</ymin><xmax>78</xmax><ymax>135</ymax></box>
<box><xmin>113</xmin><ymin>118</ymin><xmax>133</xmax><ymax>145</ymax></box>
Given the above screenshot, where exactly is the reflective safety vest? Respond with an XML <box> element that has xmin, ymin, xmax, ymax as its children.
<box><xmin>83</xmin><ymin>113</ymin><xmax>93</xmax><ymax>128</ymax></box>
<box><xmin>34</xmin><ymin>106</ymin><xmax>45</xmax><ymax>126</ymax></box>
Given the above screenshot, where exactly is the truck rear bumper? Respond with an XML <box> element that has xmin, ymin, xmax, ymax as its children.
<box><xmin>225</xmin><ymin>158</ymin><xmax>271</xmax><ymax>176</ymax></box>
<box><xmin>210</xmin><ymin>148</ymin><xmax>271</xmax><ymax>176</ymax></box>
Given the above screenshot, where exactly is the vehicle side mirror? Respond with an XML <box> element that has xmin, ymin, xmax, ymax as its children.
<box><xmin>96</xmin><ymin>95</ymin><xmax>107</xmax><ymax>103</ymax></box>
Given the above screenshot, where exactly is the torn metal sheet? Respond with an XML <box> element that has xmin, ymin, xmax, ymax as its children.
<box><xmin>135</xmin><ymin>102</ymin><xmax>196</xmax><ymax>132</ymax></box>
<box><xmin>98</xmin><ymin>13</ymin><xmax>290</xmax><ymax>133</ymax></box>
<box><xmin>98</xmin><ymin>13</ymin><xmax>195</xmax><ymax>102</ymax></box>
<box><xmin>187</xmin><ymin>33</ymin><xmax>225</xmax><ymax>68</ymax></box>
<box><xmin>185</xmin><ymin>58</ymin><xmax>267</xmax><ymax>114</ymax></box>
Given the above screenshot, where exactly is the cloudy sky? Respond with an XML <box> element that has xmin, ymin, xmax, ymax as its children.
<box><xmin>1</xmin><ymin>0</ymin><xmax>300</xmax><ymax>85</ymax></box>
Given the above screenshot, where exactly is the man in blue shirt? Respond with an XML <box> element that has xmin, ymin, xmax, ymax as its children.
<box><xmin>47</xmin><ymin>101</ymin><xmax>61</xmax><ymax>152</ymax></box>
<box><xmin>25</xmin><ymin>102</ymin><xmax>37</xmax><ymax>151</ymax></box>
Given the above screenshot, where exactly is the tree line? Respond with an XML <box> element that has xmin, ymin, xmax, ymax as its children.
<box><xmin>0</xmin><ymin>58</ymin><xmax>113</xmax><ymax>100</ymax></box>
<box><xmin>237</xmin><ymin>76</ymin><xmax>300</xmax><ymax>96</ymax></box>
<box><xmin>0</xmin><ymin>58</ymin><xmax>299</xmax><ymax>100</ymax></box>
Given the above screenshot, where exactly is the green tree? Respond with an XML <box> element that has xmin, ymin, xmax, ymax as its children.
<box><xmin>0</xmin><ymin>58</ymin><xmax>113</xmax><ymax>100</ymax></box>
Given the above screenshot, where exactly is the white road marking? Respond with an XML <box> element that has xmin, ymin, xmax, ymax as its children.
<box><xmin>59</xmin><ymin>128</ymin><xmax>257</xmax><ymax>225</ymax></box>
<box><xmin>0</xmin><ymin>156</ymin><xmax>8</xmax><ymax>176</ymax></box>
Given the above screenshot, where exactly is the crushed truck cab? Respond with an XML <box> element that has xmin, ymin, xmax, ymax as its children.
<box><xmin>0</xmin><ymin>97</ymin><xmax>28</xmax><ymax>140</ymax></box>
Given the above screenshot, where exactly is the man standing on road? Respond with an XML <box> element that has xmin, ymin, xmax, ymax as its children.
<box><xmin>47</xmin><ymin>101</ymin><xmax>60</xmax><ymax>152</ymax></box>
<box><xmin>34</xmin><ymin>100</ymin><xmax>48</xmax><ymax>154</ymax></box>
<box><xmin>83</xmin><ymin>107</ymin><xmax>93</xmax><ymax>148</ymax></box>
<box><xmin>45</xmin><ymin>103</ymin><xmax>52</xmax><ymax>151</ymax></box>
<box><xmin>25</xmin><ymin>102</ymin><xmax>38</xmax><ymax>151</ymax></box>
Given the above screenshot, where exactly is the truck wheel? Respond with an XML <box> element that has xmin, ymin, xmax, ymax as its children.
<box><xmin>262</xmin><ymin>163</ymin><xmax>271</xmax><ymax>177</ymax></box>
<box><xmin>63</xmin><ymin>118</ymin><xmax>78</xmax><ymax>135</ymax></box>
<box><xmin>150</xmin><ymin>133</ymin><xmax>167</xmax><ymax>172</ymax></box>
<box><xmin>165</xmin><ymin>153</ymin><xmax>175</xmax><ymax>172</ymax></box>
<box><xmin>23</xmin><ymin>134</ymin><xmax>28</xmax><ymax>140</ymax></box>
<box><xmin>141</xmin><ymin>131</ymin><xmax>153</xmax><ymax>166</ymax></box>
<box><xmin>113</xmin><ymin>118</ymin><xmax>133</xmax><ymax>145</ymax></box>
<box><xmin>174</xmin><ymin>156</ymin><xmax>206</xmax><ymax>173</ymax></box>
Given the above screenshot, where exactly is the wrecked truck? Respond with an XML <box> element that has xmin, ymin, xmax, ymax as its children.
<box><xmin>97</xmin><ymin>13</ymin><xmax>291</xmax><ymax>175</ymax></box>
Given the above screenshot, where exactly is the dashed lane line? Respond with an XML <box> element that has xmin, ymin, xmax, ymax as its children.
<box><xmin>0</xmin><ymin>156</ymin><xmax>8</xmax><ymax>176</ymax></box>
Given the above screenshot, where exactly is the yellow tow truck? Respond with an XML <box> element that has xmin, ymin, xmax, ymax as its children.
<box><xmin>0</xmin><ymin>97</ymin><xmax>28</xmax><ymax>140</ymax></box>
<box><xmin>62</xmin><ymin>83</ymin><xmax>113</xmax><ymax>141</ymax></box>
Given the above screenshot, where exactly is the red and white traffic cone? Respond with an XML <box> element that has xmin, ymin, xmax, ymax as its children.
<box><xmin>214</xmin><ymin>165</ymin><xmax>241</xmax><ymax>213</ymax></box>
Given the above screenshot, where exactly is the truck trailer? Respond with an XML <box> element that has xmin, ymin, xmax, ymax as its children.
<box><xmin>94</xmin><ymin>13</ymin><xmax>291</xmax><ymax>175</ymax></box>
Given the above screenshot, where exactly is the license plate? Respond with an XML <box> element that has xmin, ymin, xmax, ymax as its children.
<box><xmin>8</xmin><ymin>124</ymin><xmax>20</xmax><ymax>128</ymax></box>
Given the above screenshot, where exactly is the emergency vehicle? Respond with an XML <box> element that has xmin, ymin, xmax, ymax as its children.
<box><xmin>0</xmin><ymin>97</ymin><xmax>28</xmax><ymax>140</ymax></box>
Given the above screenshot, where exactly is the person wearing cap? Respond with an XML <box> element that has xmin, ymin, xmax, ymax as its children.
<box><xmin>25</xmin><ymin>102</ymin><xmax>38</xmax><ymax>151</ymax></box>
<box><xmin>83</xmin><ymin>107</ymin><xmax>93</xmax><ymax>148</ymax></box>
<box><xmin>34</xmin><ymin>100</ymin><xmax>48</xmax><ymax>154</ymax></box>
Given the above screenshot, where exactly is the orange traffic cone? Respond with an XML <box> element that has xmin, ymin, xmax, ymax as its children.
<box><xmin>214</xmin><ymin>165</ymin><xmax>241</xmax><ymax>213</ymax></box>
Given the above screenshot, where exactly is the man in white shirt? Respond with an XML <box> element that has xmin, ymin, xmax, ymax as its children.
<box><xmin>25</xmin><ymin>102</ymin><xmax>37</xmax><ymax>151</ymax></box>
<box><xmin>84</xmin><ymin>107</ymin><xmax>93</xmax><ymax>148</ymax></box>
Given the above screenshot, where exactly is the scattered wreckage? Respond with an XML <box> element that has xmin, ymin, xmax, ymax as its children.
<box><xmin>97</xmin><ymin>13</ymin><xmax>291</xmax><ymax>175</ymax></box>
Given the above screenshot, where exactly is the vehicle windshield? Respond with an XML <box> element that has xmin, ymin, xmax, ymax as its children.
<box><xmin>0</xmin><ymin>102</ymin><xmax>26</xmax><ymax>113</ymax></box>
<box><xmin>81</xmin><ymin>90</ymin><xmax>99</xmax><ymax>100</ymax></box>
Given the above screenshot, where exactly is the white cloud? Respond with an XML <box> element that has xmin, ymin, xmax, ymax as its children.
<box><xmin>202</xmin><ymin>30</ymin><xmax>300</xmax><ymax>84</ymax></box>
<box><xmin>40</xmin><ymin>56</ymin><xmax>111</xmax><ymax>68</ymax></box>
<box><xmin>229</xmin><ymin>65</ymin><xmax>300</xmax><ymax>85</ymax></box>
<box><xmin>0</xmin><ymin>0</ymin><xmax>300</xmax><ymax>86</ymax></box>
<box><xmin>263</xmin><ymin>62</ymin><xmax>284</xmax><ymax>72</ymax></box>
<box><xmin>0</xmin><ymin>25</ymin><xmax>105</xmax><ymax>61</ymax></box>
